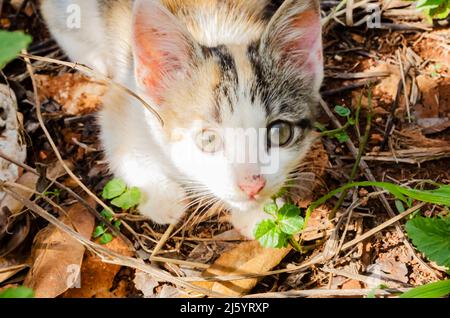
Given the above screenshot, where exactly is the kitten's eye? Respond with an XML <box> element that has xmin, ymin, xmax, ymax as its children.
<box><xmin>268</xmin><ymin>121</ymin><xmax>293</xmax><ymax>147</ymax></box>
<box><xmin>196</xmin><ymin>129</ymin><xmax>222</xmax><ymax>153</ymax></box>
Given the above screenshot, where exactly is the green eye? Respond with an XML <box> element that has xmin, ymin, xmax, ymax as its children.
<box><xmin>268</xmin><ymin>121</ymin><xmax>294</xmax><ymax>147</ymax></box>
<box><xmin>196</xmin><ymin>129</ymin><xmax>222</xmax><ymax>153</ymax></box>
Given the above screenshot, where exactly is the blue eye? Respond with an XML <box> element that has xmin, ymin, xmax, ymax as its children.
<box><xmin>268</xmin><ymin>121</ymin><xmax>293</xmax><ymax>147</ymax></box>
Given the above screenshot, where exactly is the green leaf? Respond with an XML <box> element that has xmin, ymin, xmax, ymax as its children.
<box><xmin>0</xmin><ymin>31</ymin><xmax>32</xmax><ymax>69</ymax></box>
<box><xmin>402</xmin><ymin>185</ymin><xmax>450</xmax><ymax>206</ymax></box>
<box><xmin>264</xmin><ymin>201</ymin><xmax>278</xmax><ymax>216</ymax></box>
<box><xmin>100</xmin><ymin>209</ymin><xmax>114</xmax><ymax>221</ymax></box>
<box><xmin>416</xmin><ymin>0</ymin><xmax>450</xmax><ymax>19</ymax></box>
<box><xmin>430</xmin><ymin>6</ymin><xmax>449</xmax><ymax>19</ymax></box>
<box><xmin>102</xmin><ymin>179</ymin><xmax>126</xmax><ymax>200</ymax></box>
<box><xmin>278</xmin><ymin>204</ymin><xmax>304</xmax><ymax>235</ymax></box>
<box><xmin>406</xmin><ymin>216</ymin><xmax>450</xmax><ymax>268</ymax></box>
<box><xmin>314</xmin><ymin>122</ymin><xmax>327</xmax><ymax>132</ymax></box>
<box><xmin>113</xmin><ymin>220</ymin><xmax>122</xmax><ymax>230</ymax></box>
<box><xmin>304</xmin><ymin>181</ymin><xmax>450</xmax><ymax>233</ymax></box>
<box><xmin>0</xmin><ymin>286</ymin><xmax>34</xmax><ymax>298</ymax></box>
<box><xmin>400</xmin><ymin>280</ymin><xmax>450</xmax><ymax>298</ymax></box>
<box><xmin>92</xmin><ymin>225</ymin><xmax>107</xmax><ymax>239</ymax></box>
<box><xmin>395</xmin><ymin>200</ymin><xmax>406</xmax><ymax>213</ymax></box>
<box><xmin>111</xmin><ymin>187</ymin><xmax>142</xmax><ymax>209</ymax></box>
<box><xmin>99</xmin><ymin>233</ymin><xmax>113</xmax><ymax>245</ymax></box>
<box><xmin>254</xmin><ymin>220</ymin><xmax>286</xmax><ymax>248</ymax></box>
<box><xmin>334</xmin><ymin>105</ymin><xmax>351</xmax><ymax>117</ymax></box>
<box><xmin>335</xmin><ymin>131</ymin><xmax>350</xmax><ymax>143</ymax></box>
<box><xmin>416</xmin><ymin>0</ymin><xmax>442</xmax><ymax>10</ymax></box>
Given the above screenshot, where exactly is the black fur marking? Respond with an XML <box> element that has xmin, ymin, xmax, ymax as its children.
<box><xmin>247</xmin><ymin>42</ymin><xmax>271</xmax><ymax>115</ymax></box>
<box><xmin>209</xmin><ymin>45</ymin><xmax>239</xmax><ymax>116</ymax></box>
<box><xmin>247</xmin><ymin>42</ymin><xmax>317</xmax><ymax>148</ymax></box>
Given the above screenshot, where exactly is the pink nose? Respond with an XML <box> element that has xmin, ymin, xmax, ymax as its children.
<box><xmin>238</xmin><ymin>175</ymin><xmax>266</xmax><ymax>199</ymax></box>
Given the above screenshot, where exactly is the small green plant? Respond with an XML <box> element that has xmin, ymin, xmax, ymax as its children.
<box><xmin>315</xmin><ymin>105</ymin><xmax>358</xmax><ymax>143</ymax></box>
<box><xmin>406</xmin><ymin>215</ymin><xmax>450</xmax><ymax>270</ymax></box>
<box><xmin>0</xmin><ymin>286</ymin><xmax>34</xmax><ymax>298</ymax></box>
<box><xmin>44</xmin><ymin>188</ymin><xmax>62</xmax><ymax>202</ymax></box>
<box><xmin>400</xmin><ymin>279</ymin><xmax>450</xmax><ymax>298</ymax></box>
<box><xmin>93</xmin><ymin>179</ymin><xmax>142</xmax><ymax>244</ymax></box>
<box><xmin>254</xmin><ymin>200</ymin><xmax>304</xmax><ymax>249</ymax></box>
<box><xmin>400</xmin><ymin>193</ymin><xmax>449</xmax><ymax>299</ymax></box>
<box><xmin>410</xmin><ymin>0</ymin><xmax>450</xmax><ymax>21</ymax></box>
<box><xmin>255</xmin><ymin>181</ymin><xmax>450</xmax><ymax>250</ymax></box>
<box><xmin>0</xmin><ymin>30</ymin><xmax>32</xmax><ymax>69</ymax></box>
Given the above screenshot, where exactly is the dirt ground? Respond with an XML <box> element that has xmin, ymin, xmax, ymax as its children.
<box><xmin>0</xmin><ymin>0</ymin><xmax>449</xmax><ymax>298</ymax></box>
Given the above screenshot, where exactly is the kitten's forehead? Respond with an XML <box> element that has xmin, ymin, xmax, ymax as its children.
<box><xmin>205</xmin><ymin>43</ymin><xmax>314</xmax><ymax>127</ymax></box>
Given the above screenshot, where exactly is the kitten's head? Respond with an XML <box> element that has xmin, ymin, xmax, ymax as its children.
<box><xmin>132</xmin><ymin>0</ymin><xmax>323</xmax><ymax>211</ymax></box>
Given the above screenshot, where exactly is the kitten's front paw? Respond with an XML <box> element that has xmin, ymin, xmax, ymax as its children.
<box><xmin>230</xmin><ymin>199</ymin><xmax>286</xmax><ymax>239</ymax></box>
<box><xmin>138</xmin><ymin>191</ymin><xmax>186</xmax><ymax>225</ymax></box>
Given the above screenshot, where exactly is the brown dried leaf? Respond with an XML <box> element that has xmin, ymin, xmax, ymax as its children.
<box><xmin>133</xmin><ymin>269</ymin><xmax>160</xmax><ymax>298</ymax></box>
<box><xmin>35</xmin><ymin>74</ymin><xmax>107</xmax><ymax>115</ymax></box>
<box><xmin>195</xmin><ymin>241</ymin><xmax>291</xmax><ymax>296</ymax></box>
<box><xmin>415</xmin><ymin>75</ymin><xmax>440</xmax><ymax>119</ymax></box>
<box><xmin>1</xmin><ymin>172</ymin><xmax>38</xmax><ymax>217</ymax></box>
<box><xmin>371</xmin><ymin>63</ymin><xmax>401</xmax><ymax>102</ymax></box>
<box><xmin>63</xmin><ymin>237</ymin><xmax>133</xmax><ymax>298</ymax></box>
<box><xmin>0</xmin><ymin>261</ymin><xmax>28</xmax><ymax>285</ymax></box>
<box><xmin>24</xmin><ymin>198</ymin><xmax>96</xmax><ymax>298</ymax></box>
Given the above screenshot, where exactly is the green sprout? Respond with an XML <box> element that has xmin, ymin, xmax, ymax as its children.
<box><xmin>0</xmin><ymin>286</ymin><xmax>34</xmax><ymax>298</ymax></box>
<box><xmin>93</xmin><ymin>179</ymin><xmax>142</xmax><ymax>244</ymax></box>
<box><xmin>0</xmin><ymin>31</ymin><xmax>32</xmax><ymax>70</ymax></box>
<box><xmin>254</xmin><ymin>200</ymin><xmax>305</xmax><ymax>250</ymax></box>
<box><xmin>255</xmin><ymin>181</ymin><xmax>450</xmax><ymax>253</ymax></box>
<box><xmin>409</xmin><ymin>0</ymin><xmax>450</xmax><ymax>21</ymax></box>
<box><xmin>315</xmin><ymin>104</ymin><xmax>359</xmax><ymax>143</ymax></box>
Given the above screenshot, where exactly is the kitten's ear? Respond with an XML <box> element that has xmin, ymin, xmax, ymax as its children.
<box><xmin>132</xmin><ymin>0</ymin><xmax>200</xmax><ymax>103</ymax></box>
<box><xmin>260</xmin><ymin>0</ymin><xmax>323</xmax><ymax>92</ymax></box>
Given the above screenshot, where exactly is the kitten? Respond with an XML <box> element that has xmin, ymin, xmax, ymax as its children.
<box><xmin>40</xmin><ymin>0</ymin><xmax>324</xmax><ymax>238</ymax></box>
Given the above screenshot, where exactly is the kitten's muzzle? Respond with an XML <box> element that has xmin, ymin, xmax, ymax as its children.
<box><xmin>238</xmin><ymin>175</ymin><xmax>266</xmax><ymax>200</ymax></box>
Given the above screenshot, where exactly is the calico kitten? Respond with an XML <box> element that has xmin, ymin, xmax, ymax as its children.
<box><xmin>40</xmin><ymin>0</ymin><xmax>324</xmax><ymax>238</ymax></box>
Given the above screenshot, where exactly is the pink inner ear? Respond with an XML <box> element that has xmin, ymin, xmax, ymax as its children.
<box><xmin>134</xmin><ymin>32</ymin><xmax>166</xmax><ymax>102</ymax></box>
<box><xmin>133</xmin><ymin>4</ymin><xmax>192</xmax><ymax>103</ymax></box>
<box><xmin>281</xmin><ymin>9</ymin><xmax>322</xmax><ymax>73</ymax></box>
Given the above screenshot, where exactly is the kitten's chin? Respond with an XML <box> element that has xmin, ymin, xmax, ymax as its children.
<box><xmin>224</xmin><ymin>198</ymin><xmax>265</xmax><ymax>212</ymax></box>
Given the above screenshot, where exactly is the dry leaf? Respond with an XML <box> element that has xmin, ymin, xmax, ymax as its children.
<box><xmin>63</xmin><ymin>237</ymin><xmax>133</xmax><ymax>298</ymax></box>
<box><xmin>341</xmin><ymin>279</ymin><xmax>364</xmax><ymax>290</ymax></box>
<box><xmin>417</xmin><ymin>118</ymin><xmax>450</xmax><ymax>135</ymax></box>
<box><xmin>157</xmin><ymin>285</ymin><xmax>183</xmax><ymax>298</ymax></box>
<box><xmin>0</xmin><ymin>262</ymin><xmax>28</xmax><ymax>285</ymax></box>
<box><xmin>0</xmin><ymin>173</ymin><xmax>38</xmax><ymax>216</ymax></box>
<box><xmin>195</xmin><ymin>241</ymin><xmax>291</xmax><ymax>296</ymax></box>
<box><xmin>1</xmin><ymin>161</ymin><xmax>71</xmax><ymax>217</ymax></box>
<box><xmin>24</xmin><ymin>198</ymin><xmax>96</xmax><ymax>298</ymax></box>
<box><xmin>133</xmin><ymin>269</ymin><xmax>161</xmax><ymax>298</ymax></box>
<box><xmin>35</xmin><ymin>74</ymin><xmax>107</xmax><ymax>115</ymax></box>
